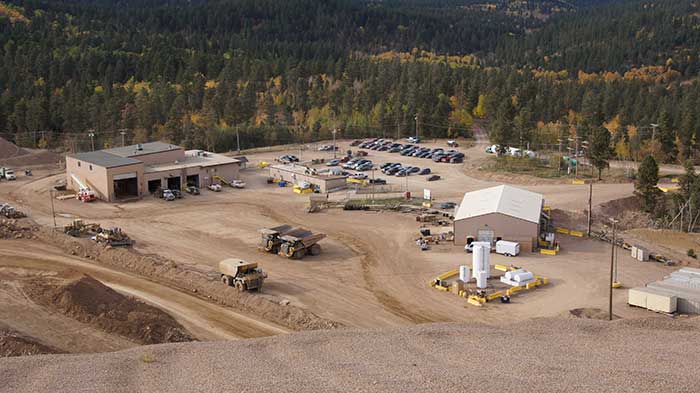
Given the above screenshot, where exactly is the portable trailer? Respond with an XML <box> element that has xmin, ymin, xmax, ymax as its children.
<box><xmin>278</xmin><ymin>232</ymin><xmax>326</xmax><ymax>259</ymax></box>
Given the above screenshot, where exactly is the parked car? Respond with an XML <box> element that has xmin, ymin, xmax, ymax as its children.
<box><xmin>327</xmin><ymin>159</ymin><xmax>340</xmax><ymax>166</ymax></box>
<box><xmin>369</xmin><ymin>178</ymin><xmax>387</xmax><ymax>185</ymax></box>
<box><xmin>440</xmin><ymin>202</ymin><xmax>456</xmax><ymax>209</ymax></box>
<box><xmin>279</xmin><ymin>154</ymin><xmax>299</xmax><ymax>163</ymax></box>
<box><xmin>356</xmin><ymin>150</ymin><xmax>369</xmax><ymax>156</ymax></box>
<box><xmin>350</xmin><ymin>140</ymin><xmax>363</xmax><ymax>146</ymax></box>
<box><xmin>185</xmin><ymin>185</ymin><xmax>200</xmax><ymax>195</ymax></box>
<box><xmin>406</xmin><ymin>136</ymin><xmax>421</xmax><ymax>143</ymax></box>
<box><xmin>171</xmin><ymin>189</ymin><xmax>183</xmax><ymax>199</ymax></box>
<box><xmin>409</xmin><ymin>167</ymin><xmax>420</xmax><ymax>174</ymax></box>
<box><xmin>395</xmin><ymin>170</ymin><xmax>408</xmax><ymax>177</ymax></box>
<box><xmin>447</xmin><ymin>140</ymin><xmax>459</xmax><ymax>147</ymax></box>
<box><xmin>356</xmin><ymin>163</ymin><xmax>373</xmax><ymax>171</ymax></box>
<box><xmin>419</xmin><ymin>168</ymin><xmax>431</xmax><ymax>175</ymax></box>
<box><xmin>208</xmin><ymin>184</ymin><xmax>222</xmax><ymax>192</ymax></box>
<box><xmin>162</xmin><ymin>189</ymin><xmax>176</xmax><ymax>201</ymax></box>
<box><xmin>427</xmin><ymin>175</ymin><xmax>441</xmax><ymax>181</ymax></box>
<box><xmin>380</xmin><ymin>162</ymin><xmax>395</xmax><ymax>169</ymax></box>
<box><xmin>351</xmin><ymin>173</ymin><xmax>368</xmax><ymax>180</ymax></box>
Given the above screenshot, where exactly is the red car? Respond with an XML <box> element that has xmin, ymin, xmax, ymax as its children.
<box><xmin>350</xmin><ymin>139</ymin><xmax>362</xmax><ymax>146</ymax></box>
<box><xmin>356</xmin><ymin>150</ymin><xmax>369</xmax><ymax>156</ymax></box>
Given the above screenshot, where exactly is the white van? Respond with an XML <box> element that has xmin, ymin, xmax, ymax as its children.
<box><xmin>495</xmin><ymin>240</ymin><xmax>520</xmax><ymax>257</ymax></box>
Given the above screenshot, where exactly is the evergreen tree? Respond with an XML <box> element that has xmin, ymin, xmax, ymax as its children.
<box><xmin>635</xmin><ymin>155</ymin><xmax>660</xmax><ymax>213</ymax></box>
<box><xmin>588</xmin><ymin>127</ymin><xmax>612</xmax><ymax>180</ymax></box>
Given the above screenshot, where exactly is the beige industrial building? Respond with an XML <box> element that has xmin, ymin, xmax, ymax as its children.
<box><xmin>268</xmin><ymin>164</ymin><xmax>347</xmax><ymax>193</ymax></box>
<box><xmin>453</xmin><ymin>185</ymin><xmax>544</xmax><ymax>252</ymax></box>
<box><xmin>66</xmin><ymin>142</ymin><xmax>241</xmax><ymax>202</ymax></box>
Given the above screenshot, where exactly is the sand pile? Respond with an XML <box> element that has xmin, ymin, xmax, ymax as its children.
<box><xmin>1</xmin><ymin>316</ymin><xmax>699</xmax><ymax>392</ymax></box>
<box><xmin>0</xmin><ymin>137</ymin><xmax>27</xmax><ymax>159</ymax></box>
<box><xmin>0</xmin><ymin>326</ymin><xmax>58</xmax><ymax>358</ymax></box>
<box><xmin>0</xmin><ymin>219</ymin><xmax>38</xmax><ymax>239</ymax></box>
<box><xmin>24</xmin><ymin>270</ymin><xmax>195</xmax><ymax>345</ymax></box>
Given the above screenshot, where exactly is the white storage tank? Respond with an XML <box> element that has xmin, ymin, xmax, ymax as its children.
<box><xmin>513</xmin><ymin>271</ymin><xmax>534</xmax><ymax>283</ymax></box>
<box><xmin>472</xmin><ymin>245</ymin><xmax>485</xmax><ymax>279</ymax></box>
<box><xmin>459</xmin><ymin>265</ymin><xmax>471</xmax><ymax>282</ymax></box>
<box><xmin>476</xmin><ymin>271</ymin><xmax>488</xmax><ymax>289</ymax></box>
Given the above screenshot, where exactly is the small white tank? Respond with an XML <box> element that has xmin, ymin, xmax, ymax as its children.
<box><xmin>459</xmin><ymin>265</ymin><xmax>471</xmax><ymax>282</ymax></box>
<box><xmin>476</xmin><ymin>271</ymin><xmax>488</xmax><ymax>289</ymax></box>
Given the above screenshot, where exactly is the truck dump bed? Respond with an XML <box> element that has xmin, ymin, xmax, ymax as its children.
<box><xmin>281</xmin><ymin>232</ymin><xmax>327</xmax><ymax>247</ymax></box>
<box><xmin>258</xmin><ymin>224</ymin><xmax>294</xmax><ymax>236</ymax></box>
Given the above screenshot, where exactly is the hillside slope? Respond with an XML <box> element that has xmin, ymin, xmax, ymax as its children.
<box><xmin>1</xmin><ymin>316</ymin><xmax>699</xmax><ymax>393</ymax></box>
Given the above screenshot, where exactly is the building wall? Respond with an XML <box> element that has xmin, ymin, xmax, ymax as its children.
<box><xmin>105</xmin><ymin>164</ymin><xmax>145</xmax><ymax>201</ymax></box>
<box><xmin>66</xmin><ymin>156</ymin><xmax>110</xmax><ymax>200</ymax></box>
<box><xmin>143</xmin><ymin>163</ymin><xmax>240</xmax><ymax>191</ymax></box>
<box><xmin>454</xmin><ymin>212</ymin><xmax>538</xmax><ymax>252</ymax></box>
<box><xmin>131</xmin><ymin>148</ymin><xmax>185</xmax><ymax>165</ymax></box>
<box><xmin>268</xmin><ymin>166</ymin><xmax>345</xmax><ymax>193</ymax></box>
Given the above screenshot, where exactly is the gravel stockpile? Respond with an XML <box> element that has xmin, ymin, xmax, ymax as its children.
<box><xmin>1</xmin><ymin>316</ymin><xmax>699</xmax><ymax>393</ymax></box>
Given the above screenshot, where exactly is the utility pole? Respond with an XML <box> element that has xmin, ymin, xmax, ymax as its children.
<box><xmin>396</xmin><ymin>120</ymin><xmax>400</xmax><ymax>140</ymax></box>
<box><xmin>609</xmin><ymin>218</ymin><xmax>618</xmax><ymax>321</ymax></box>
<box><xmin>650</xmin><ymin>123</ymin><xmax>659</xmax><ymax>141</ymax></box>
<box><xmin>50</xmin><ymin>190</ymin><xmax>57</xmax><ymax>228</ymax></box>
<box><xmin>88</xmin><ymin>130</ymin><xmax>96</xmax><ymax>152</ymax></box>
<box><xmin>236</xmin><ymin>127</ymin><xmax>241</xmax><ymax>154</ymax></box>
<box><xmin>587</xmin><ymin>182</ymin><xmax>593</xmax><ymax>236</ymax></box>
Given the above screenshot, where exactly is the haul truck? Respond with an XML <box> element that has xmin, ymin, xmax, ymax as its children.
<box><xmin>218</xmin><ymin>259</ymin><xmax>267</xmax><ymax>292</ymax></box>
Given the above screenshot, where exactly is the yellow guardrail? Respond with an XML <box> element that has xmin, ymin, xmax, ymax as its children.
<box><xmin>571</xmin><ymin>179</ymin><xmax>586</xmax><ymax>185</ymax></box>
<box><xmin>495</xmin><ymin>264</ymin><xmax>508</xmax><ymax>272</ymax></box>
<box><xmin>437</xmin><ymin>269</ymin><xmax>459</xmax><ymax>281</ymax></box>
<box><xmin>570</xmin><ymin>230</ymin><xmax>585</xmax><ymax>237</ymax></box>
<box><xmin>555</xmin><ymin>227</ymin><xmax>569</xmax><ymax>235</ymax></box>
<box><xmin>467</xmin><ymin>296</ymin><xmax>485</xmax><ymax>306</ymax></box>
<box><xmin>487</xmin><ymin>291</ymin><xmax>504</xmax><ymax>301</ymax></box>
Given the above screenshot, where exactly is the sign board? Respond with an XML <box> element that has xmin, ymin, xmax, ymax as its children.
<box><xmin>423</xmin><ymin>189</ymin><xmax>432</xmax><ymax>201</ymax></box>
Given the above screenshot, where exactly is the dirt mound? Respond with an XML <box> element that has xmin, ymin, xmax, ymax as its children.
<box><xmin>0</xmin><ymin>219</ymin><xmax>38</xmax><ymax>239</ymax></box>
<box><xmin>595</xmin><ymin>196</ymin><xmax>650</xmax><ymax>230</ymax></box>
<box><xmin>1</xmin><ymin>150</ymin><xmax>62</xmax><ymax>167</ymax></box>
<box><xmin>24</xmin><ymin>270</ymin><xmax>195</xmax><ymax>345</ymax></box>
<box><xmin>37</xmin><ymin>227</ymin><xmax>340</xmax><ymax>331</ymax></box>
<box><xmin>0</xmin><ymin>137</ymin><xmax>27</xmax><ymax>159</ymax></box>
<box><xmin>0</xmin><ymin>326</ymin><xmax>59</xmax><ymax>358</ymax></box>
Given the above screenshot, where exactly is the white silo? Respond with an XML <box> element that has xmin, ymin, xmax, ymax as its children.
<box><xmin>472</xmin><ymin>245</ymin><xmax>485</xmax><ymax>279</ymax></box>
<box><xmin>459</xmin><ymin>265</ymin><xmax>471</xmax><ymax>282</ymax></box>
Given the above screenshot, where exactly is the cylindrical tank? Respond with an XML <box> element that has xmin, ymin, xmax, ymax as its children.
<box><xmin>459</xmin><ymin>265</ymin><xmax>471</xmax><ymax>282</ymax></box>
<box><xmin>472</xmin><ymin>245</ymin><xmax>485</xmax><ymax>278</ymax></box>
<box><xmin>476</xmin><ymin>271</ymin><xmax>488</xmax><ymax>289</ymax></box>
<box><xmin>513</xmin><ymin>271</ymin><xmax>534</xmax><ymax>282</ymax></box>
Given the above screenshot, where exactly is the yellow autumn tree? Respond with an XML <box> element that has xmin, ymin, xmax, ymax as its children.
<box><xmin>472</xmin><ymin>95</ymin><xmax>487</xmax><ymax>118</ymax></box>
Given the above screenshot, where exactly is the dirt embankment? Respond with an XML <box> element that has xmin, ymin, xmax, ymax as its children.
<box><xmin>35</xmin><ymin>225</ymin><xmax>340</xmax><ymax>331</ymax></box>
<box><xmin>0</xmin><ymin>219</ymin><xmax>39</xmax><ymax>240</ymax></box>
<box><xmin>24</xmin><ymin>270</ymin><xmax>194</xmax><ymax>345</ymax></box>
<box><xmin>0</xmin><ymin>325</ymin><xmax>60</xmax><ymax>358</ymax></box>
<box><xmin>551</xmin><ymin>195</ymin><xmax>650</xmax><ymax>232</ymax></box>
<box><xmin>0</xmin><ymin>137</ymin><xmax>61</xmax><ymax>167</ymax></box>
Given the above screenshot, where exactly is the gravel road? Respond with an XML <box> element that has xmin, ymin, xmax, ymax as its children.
<box><xmin>2</xmin><ymin>316</ymin><xmax>699</xmax><ymax>393</ymax></box>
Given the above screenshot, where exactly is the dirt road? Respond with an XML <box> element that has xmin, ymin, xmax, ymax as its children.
<box><xmin>0</xmin><ymin>241</ymin><xmax>288</xmax><ymax>343</ymax></box>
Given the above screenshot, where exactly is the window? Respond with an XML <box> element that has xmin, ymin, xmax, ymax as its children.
<box><xmin>78</xmin><ymin>162</ymin><xmax>81</xmax><ymax>167</ymax></box>
<box><xmin>89</xmin><ymin>165</ymin><xmax>93</xmax><ymax>171</ymax></box>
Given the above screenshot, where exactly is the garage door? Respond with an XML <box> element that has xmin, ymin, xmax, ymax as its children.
<box><xmin>113</xmin><ymin>172</ymin><xmax>137</xmax><ymax>181</ymax></box>
<box><xmin>477</xmin><ymin>229</ymin><xmax>494</xmax><ymax>244</ymax></box>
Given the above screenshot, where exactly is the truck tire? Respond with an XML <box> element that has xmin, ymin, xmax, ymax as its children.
<box><xmin>221</xmin><ymin>275</ymin><xmax>232</xmax><ymax>286</ymax></box>
<box><xmin>235</xmin><ymin>281</ymin><xmax>246</xmax><ymax>292</ymax></box>
<box><xmin>310</xmin><ymin>244</ymin><xmax>321</xmax><ymax>256</ymax></box>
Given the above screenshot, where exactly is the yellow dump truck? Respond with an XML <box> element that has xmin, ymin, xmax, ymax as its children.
<box><xmin>218</xmin><ymin>259</ymin><xmax>267</xmax><ymax>292</ymax></box>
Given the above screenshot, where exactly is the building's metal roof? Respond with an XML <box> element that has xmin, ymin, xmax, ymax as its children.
<box><xmin>455</xmin><ymin>185</ymin><xmax>544</xmax><ymax>224</ymax></box>
<box><xmin>68</xmin><ymin>151</ymin><xmax>141</xmax><ymax>169</ymax></box>
<box><xmin>103</xmin><ymin>141</ymin><xmax>181</xmax><ymax>158</ymax></box>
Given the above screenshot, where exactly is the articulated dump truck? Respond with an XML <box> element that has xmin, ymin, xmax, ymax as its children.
<box><xmin>218</xmin><ymin>259</ymin><xmax>267</xmax><ymax>292</ymax></box>
<box><xmin>259</xmin><ymin>224</ymin><xmax>326</xmax><ymax>259</ymax></box>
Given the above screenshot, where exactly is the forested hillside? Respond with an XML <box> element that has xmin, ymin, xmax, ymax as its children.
<box><xmin>1</xmin><ymin>0</ymin><xmax>700</xmax><ymax>164</ymax></box>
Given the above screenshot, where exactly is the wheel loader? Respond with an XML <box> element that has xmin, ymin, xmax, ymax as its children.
<box><xmin>218</xmin><ymin>259</ymin><xmax>267</xmax><ymax>292</ymax></box>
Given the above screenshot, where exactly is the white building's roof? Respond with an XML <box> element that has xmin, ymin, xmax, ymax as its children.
<box><xmin>455</xmin><ymin>185</ymin><xmax>544</xmax><ymax>224</ymax></box>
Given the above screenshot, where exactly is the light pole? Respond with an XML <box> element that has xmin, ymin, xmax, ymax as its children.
<box><xmin>236</xmin><ymin>127</ymin><xmax>241</xmax><ymax>154</ymax></box>
<box><xmin>118</xmin><ymin>129</ymin><xmax>127</xmax><ymax>147</ymax></box>
<box><xmin>88</xmin><ymin>130</ymin><xmax>96</xmax><ymax>151</ymax></box>
<box><xmin>414</xmin><ymin>114</ymin><xmax>418</xmax><ymax>140</ymax></box>
<box><xmin>332</xmin><ymin>128</ymin><xmax>338</xmax><ymax>159</ymax></box>
<box><xmin>650</xmin><ymin>123</ymin><xmax>659</xmax><ymax>141</ymax></box>
<box><xmin>608</xmin><ymin>218</ymin><xmax>618</xmax><ymax>321</ymax></box>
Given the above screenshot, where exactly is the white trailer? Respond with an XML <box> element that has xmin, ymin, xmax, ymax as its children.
<box><xmin>495</xmin><ymin>240</ymin><xmax>520</xmax><ymax>257</ymax></box>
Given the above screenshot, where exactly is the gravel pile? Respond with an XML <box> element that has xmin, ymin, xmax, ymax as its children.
<box><xmin>1</xmin><ymin>316</ymin><xmax>699</xmax><ymax>393</ymax></box>
<box><xmin>0</xmin><ymin>219</ymin><xmax>37</xmax><ymax>239</ymax></box>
